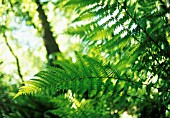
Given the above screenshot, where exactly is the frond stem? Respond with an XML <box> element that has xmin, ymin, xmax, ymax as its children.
<box><xmin>117</xmin><ymin>1</ymin><xmax>170</xmax><ymax>58</ymax></box>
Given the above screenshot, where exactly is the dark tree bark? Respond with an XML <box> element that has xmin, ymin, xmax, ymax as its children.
<box><xmin>35</xmin><ymin>0</ymin><xmax>60</xmax><ymax>64</ymax></box>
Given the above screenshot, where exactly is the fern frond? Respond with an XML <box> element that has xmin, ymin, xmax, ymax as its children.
<box><xmin>15</xmin><ymin>52</ymin><xmax>114</xmax><ymax>98</ymax></box>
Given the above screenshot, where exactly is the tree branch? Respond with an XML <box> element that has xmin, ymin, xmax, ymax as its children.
<box><xmin>3</xmin><ymin>33</ymin><xmax>24</xmax><ymax>83</ymax></box>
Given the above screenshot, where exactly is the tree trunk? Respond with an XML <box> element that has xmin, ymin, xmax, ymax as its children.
<box><xmin>35</xmin><ymin>0</ymin><xmax>60</xmax><ymax>65</ymax></box>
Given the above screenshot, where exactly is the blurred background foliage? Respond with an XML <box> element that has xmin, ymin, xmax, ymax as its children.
<box><xmin>0</xmin><ymin>0</ymin><xmax>170</xmax><ymax>118</ymax></box>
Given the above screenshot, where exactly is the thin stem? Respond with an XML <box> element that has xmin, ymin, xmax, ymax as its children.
<box><xmin>117</xmin><ymin>1</ymin><xmax>170</xmax><ymax>58</ymax></box>
<box><xmin>3</xmin><ymin>33</ymin><xmax>24</xmax><ymax>83</ymax></box>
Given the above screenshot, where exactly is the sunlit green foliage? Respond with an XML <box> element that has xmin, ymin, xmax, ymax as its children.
<box><xmin>15</xmin><ymin>0</ymin><xmax>170</xmax><ymax>117</ymax></box>
<box><xmin>1</xmin><ymin>0</ymin><xmax>170</xmax><ymax>117</ymax></box>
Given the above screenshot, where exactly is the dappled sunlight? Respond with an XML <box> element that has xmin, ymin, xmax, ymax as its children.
<box><xmin>0</xmin><ymin>0</ymin><xmax>170</xmax><ymax>117</ymax></box>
